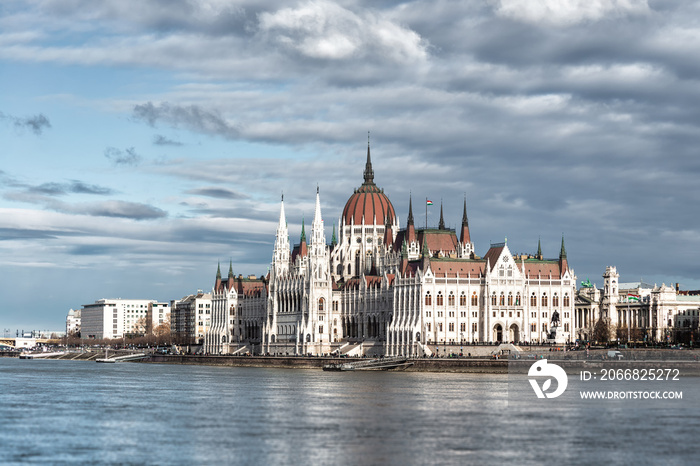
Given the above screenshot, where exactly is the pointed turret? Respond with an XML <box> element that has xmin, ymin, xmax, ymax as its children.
<box><xmin>460</xmin><ymin>195</ymin><xmax>471</xmax><ymax>243</ymax></box>
<box><xmin>311</xmin><ymin>186</ymin><xmax>326</xmax><ymax>256</ymax></box>
<box><xmin>537</xmin><ymin>237</ymin><xmax>542</xmax><ymax>260</ymax></box>
<box><xmin>300</xmin><ymin>218</ymin><xmax>306</xmax><ymax>243</ymax></box>
<box><xmin>438</xmin><ymin>200</ymin><xmax>445</xmax><ymax>230</ymax></box>
<box><xmin>383</xmin><ymin>214</ymin><xmax>393</xmax><ymax>248</ymax></box>
<box><xmin>215</xmin><ymin>262</ymin><xmax>222</xmax><ymax>291</ymax></box>
<box><xmin>331</xmin><ymin>223</ymin><xmax>337</xmax><ymax>248</ymax></box>
<box><xmin>272</xmin><ymin>194</ymin><xmax>290</xmax><ymax>276</ymax></box>
<box><xmin>406</xmin><ymin>194</ymin><xmax>416</xmax><ymax>244</ymax></box>
<box><xmin>560</xmin><ymin>235</ymin><xmax>567</xmax><ymax>259</ymax></box>
<box><xmin>228</xmin><ymin>260</ymin><xmax>234</xmax><ymax>280</ymax></box>
<box><xmin>363</xmin><ymin>132</ymin><xmax>374</xmax><ymax>185</ymax></box>
<box><xmin>421</xmin><ymin>236</ymin><xmax>431</xmax><ymax>271</ymax></box>
<box><xmin>559</xmin><ymin>235</ymin><xmax>568</xmax><ymax>276</ymax></box>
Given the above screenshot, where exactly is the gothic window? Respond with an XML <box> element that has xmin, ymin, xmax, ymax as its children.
<box><xmin>448</xmin><ymin>292</ymin><xmax>455</xmax><ymax>307</ymax></box>
<box><xmin>438</xmin><ymin>323</ymin><xmax>443</xmax><ymax>332</ymax></box>
<box><xmin>460</xmin><ymin>293</ymin><xmax>467</xmax><ymax>306</ymax></box>
<box><xmin>437</xmin><ymin>292</ymin><xmax>444</xmax><ymax>306</ymax></box>
<box><xmin>542</xmin><ymin>293</ymin><xmax>548</xmax><ymax>307</ymax></box>
<box><xmin>553</xmin><ymin>293</ymin><xmax>559</xmax><ymax>307</ymax></box>
<box><xmin>515</xmin><ymin>293</ymin><xmax>521</xmax><ymax>305</ymax></box>
<box><xmin>563</xmin><ymin>294</ymin><xmax>570</xmax><ymax>307</ymax></box>
<box><xmin>531</xmin><ymin>323</ymin><xmax>536</xmax><ymax>332</ymax></box>
<box><xmin>472</xmin><ymin>323</ymin><xmax>477</xmax><ymax>333</ymax></box>
<box><xmin>499</xmin><ymin>293</ymin><xmax>505</xmax><ymax>306</ymax></box>
<box><xmin>461</xmin><ymin>322</ymin><xmax>466</xmax><ymax>332</ymax></box>
<box><xmin>542</xmin><ymin>323</ymin><xmax>548</xmax><ymax>333</ymax></box>
<box><xmin>564</xmin><ymin>323</ymin><xmax>570</xmax><ymax>332</ymax></box>
<box><xmin>427</xmin><ymin>323</ymin><xmax>431</xmax><ymax>332</ymax></box>
<box><xmin>319</xmin><ymin>325</ymin><xmax>324</xmax><ymax>334</ymax></box>
<box><xmin>471</xmin><ymin>292</ymin><xmax>478</xmax><ymax>306</ymax></box>
<box><xmin>531</xmin><ymin>293</ymin><xmax>537</xmax><ymax>307</ymax></box>
<box><xmin>425</xmin><ymin>292</ymin><xmax>432</xmax><ymax>306</ymax></box>
<box><xmin>508</xmin><ymin>293</ymin><xmax>513</xmax><ymax>306</ymax></box>
<box><xmin>318</xmin><ymin>297</ymin><xmax>325</xmax><ymax>312</ymax></box>
<box><xmin>491</xmin><ymin>293</ymin><xmax>497</xmax><ymax>306</ymax></box>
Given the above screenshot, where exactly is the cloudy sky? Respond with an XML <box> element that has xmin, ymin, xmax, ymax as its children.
<box><xmin>2</xmin><ymin>0</ymin><xmax>699</xmax><ymax>332</ymax></box>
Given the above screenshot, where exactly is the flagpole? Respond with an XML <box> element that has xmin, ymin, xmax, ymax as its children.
<box><xmin>425</xmin><ymin>198</ymin><xmax>428</xmax><ymax>229</ymax></box>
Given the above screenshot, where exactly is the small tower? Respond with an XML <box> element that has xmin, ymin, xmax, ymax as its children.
<box><xmin>272</xmin><ymin>194</ymin><xmax>290</xmax><ymax>277</ymax></box>
<box><xmin>458</xmin><ymin>195</ymin><xmax>474</xmax><ymax>258</ymax></box>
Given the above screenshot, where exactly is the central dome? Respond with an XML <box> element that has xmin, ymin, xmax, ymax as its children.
<box><xmin>341</xmin><ymin>144</ymin><xmax>396</xmax><ymax>226</ymax></box>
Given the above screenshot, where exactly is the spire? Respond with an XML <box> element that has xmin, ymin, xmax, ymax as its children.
<box><xmin>331</xmin><ymin>222</ymin><xmax>337</xmax><ymax>247</ymax></box>
<box><xmin>311</xmin><ymin>187</ymin><xmax>326</xmax><ymax>254</ymax></box>
<box><xmin>438</xmin><ymin>200</ymin><xmax>445</xmax><ymax>230</ymax></box>
<box><xmin>383</xmin><ymin>214</ymin><xmax>393</xmax><ymax>248</ymax></box>
<box><xmin>363</xmin><ymin>132</ymin><xmax>374</xmax><ymax>185</ymax></box>
<box><xmin>560</xmin><ymin>235</ymin><xmax>567</xmax><ymax>259</ymax></box>
<box><xmin>462</xmin><ymin>194</ymin><xmax>468</xmax><ymax>227</ymax></box>
<box><xmin>406</xmin><ymin>193</ymin><xmax>416</xmax><ymax>244</ymax></box>
<box><xmin>537</xmin><ymin>237</ymin><xmax>542</xmax><ymax>259</ymax></box>
<box><xmin>300</xmin><ymin>218</ymin><xmax>306</xmax><ymax>243</ymax></box>
<box><xmin>216</xmin><ymin>262</ymin><xmax>221</xmax><ymax>280</ymax></box>
<box><xmin>460</xmin><ymin>195</ymin><xmax>471</xmax><ymax>245</ymax></box>
<box><xmin>228</xmin><ymin>259</ymin><xmax>234</xmax><ymax>279</ymax></box>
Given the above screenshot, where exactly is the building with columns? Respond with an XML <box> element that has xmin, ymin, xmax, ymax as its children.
<box><xmin>576</xmin><ymin>266</ymin><xmax>700</xmax><ymax>344</ymax></box>
<box><xmin>205</xmin><ymin>143</ymin><xmax>577</xmax><ymax>355</ymax></box>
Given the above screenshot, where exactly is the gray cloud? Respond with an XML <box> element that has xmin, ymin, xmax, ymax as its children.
<box><xmin>0</xmin><ymin>111</ymin><xmax>51</xmax><ymax>135</ymax></box>
<box><xmin>153</xmin><ymin>134</ymin><xmax>184</xmax><ymax>146</ymax></box>
<box><xmin>29</xmin><ymin>180</ymin><xmax>114</xmax><ymax>196</ymax></box>
<box><xmin>81</xmin><ymin>201</ymin><xmax>167</xmax><ymax>220</ymax></box>
<box><xmin>186</xmin><ymin>187</ymin><xmax>248</xmax><ymax>200</ymax></box>
<box><xmin>104</xmin><ymin>146</ymin><xmax>142</xmax><ymax>166</ymax></box>
<box><xmin>133</xmin><ymin>102</ymin><xmax>239</xmax><ymax>139</ymax></box>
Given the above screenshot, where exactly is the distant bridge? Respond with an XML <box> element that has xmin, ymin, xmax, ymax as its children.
<box><xmin>0</xmin><ymin>337</ymin><xmax>60</xmax><ymax>348</ymax></box>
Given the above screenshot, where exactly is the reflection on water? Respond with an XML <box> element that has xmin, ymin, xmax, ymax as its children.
<box><xmin>0</xmin><ymin>358</ymin><xmax>698</xmax><ymax>465</ymax></box>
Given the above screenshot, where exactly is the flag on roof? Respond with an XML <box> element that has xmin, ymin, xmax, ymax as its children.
<box><xmin>426</xmin><ymin>200</ymin><xmax>433</xmax><ymax>205</ymax></box>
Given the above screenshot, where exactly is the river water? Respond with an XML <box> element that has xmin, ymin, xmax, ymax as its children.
<box><xmin>1</xmin><ymin>358</ymin><xmax>698</xmax><ymax>465</ymax></box>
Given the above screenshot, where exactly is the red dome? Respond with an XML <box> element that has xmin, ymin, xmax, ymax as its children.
<box><xmin>341</xmin><ymin>142</ymin><xmax>396</xmax><ymax>225</ymax></box>
<box><xmin>342</xmin><ymin>184</ymin><xmax>396</xmax><ymax>226</ymax></box>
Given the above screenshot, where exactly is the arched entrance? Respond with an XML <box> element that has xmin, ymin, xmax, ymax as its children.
<box><xmin>509</xmin><ymin>324</ymin><xmax>519</xmax><ymax>344</ymax></box>
<box><xmin>493</xmin><ymin>324</ymin><xmax>503</xmax><ymax>343</ymax></box>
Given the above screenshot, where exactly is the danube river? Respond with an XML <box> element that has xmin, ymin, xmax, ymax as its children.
<box><xmin>1</xmin><ymin>358</ymin><xmax>699</xmax><ymax>465</ymax></box>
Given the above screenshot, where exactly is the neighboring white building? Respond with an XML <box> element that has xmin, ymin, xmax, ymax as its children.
<box><xmin>576</xmin><ymin>266</ymin><xmax>700</xmax><ymax>343</ymax></box>
<box><xmin>66</xmin><ymin>308</ymin><xmax>81</xmax><ymax>336</ymax></box>
<box><xmin>172</xmin><ymin>292</ymin><xmax>212</xmax><ymax>345</ymax></box>
<box><xmin>81</xmin><ymin>298</ymin><xmax>159</xmax><ymax>340</ymax></box>
<box><xmin>205</xmin><ymin>144</ymin><xmax>577</xmax><ymax>356</ymax></box>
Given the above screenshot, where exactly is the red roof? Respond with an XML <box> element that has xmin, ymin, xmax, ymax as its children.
<box><xmin>429</xmin><ymin>260</ymin><xmax>484</xmax><ymax>278</ymax></box>
<box><xmin>342</xmin><ymin>184</ymin><xmax>396</xmax><ymax>226</ymax></box>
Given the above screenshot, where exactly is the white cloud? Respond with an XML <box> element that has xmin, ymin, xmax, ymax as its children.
<box><xmin>258</xmin><ymin>0</ymin><xmax>427</xmax><ymax>62</ymax></box>
<box><xmin>494</xmin><ymin>0</ymin><xmax>650</xmax><ymax>27</ymax></box>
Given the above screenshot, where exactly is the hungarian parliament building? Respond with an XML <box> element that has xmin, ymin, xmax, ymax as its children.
<box><xmin>200</xmin><ymin>144</ymin><xmax>578</xmax><ymax>356</ymax></box>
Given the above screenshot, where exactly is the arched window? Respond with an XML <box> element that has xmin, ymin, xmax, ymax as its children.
<box><xmin>531</xmin><ymin>293</ymin><xmax>537</xmax><ymax>307</ymax></box>
<box><xmin>448</xmin><ymin>292</ymin><xmax>455</xmax><ymax>307</ymax></box>
<box><xmin>491</xmin><ymin>293</ymin><xmax>497</xmax><ymax>306</ymax></box>
<box><xmin>499</xmin><ymin>292</ymin><xmax>505</xmax><ymax>306</ymax></box>
<box><xmin>437</xmin><ymin>292</ymin><xmax>444</xmax><ymax>306</ymax></box>
<box><xmin>471</xmin><ymin>292</ymin><xmax>478</xmax><ymax>306</ymax></box>
<box><xmin>425</xmin><ymin>292</ymin><xmax>432</xmax><ymax>306</ymax></box>
<box><xmin>563</xmin><ymin>294</ymin><xmax>570</xmax><ymax>307</ymax></box>
<box><xmin>318</xmin><ymin>297</ymin><xmax>325</xmax><ymax>312</ymax></box>
<box><xmin>542</xmin><ymin>293</ymin><xmax>548</xmax><ymax>307</ymax></box>
<box><xmin>460</xmin><ymin>292</ymin><xmax>467</xmax><ymax>306</ymax></box>
<box><xmin>515</xmin><ymin>293</ymin><xmax>521</xmax><ymax>305</ymax></box>
<box><xmin>508</xmin><ymin>293</ymin><xmax>513</xmax><ymax>306</ymax></box>
<box><xmin>553</xmin><ymin>293</ymin><xmax>559</xmax><ymax>307</ymax></box>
